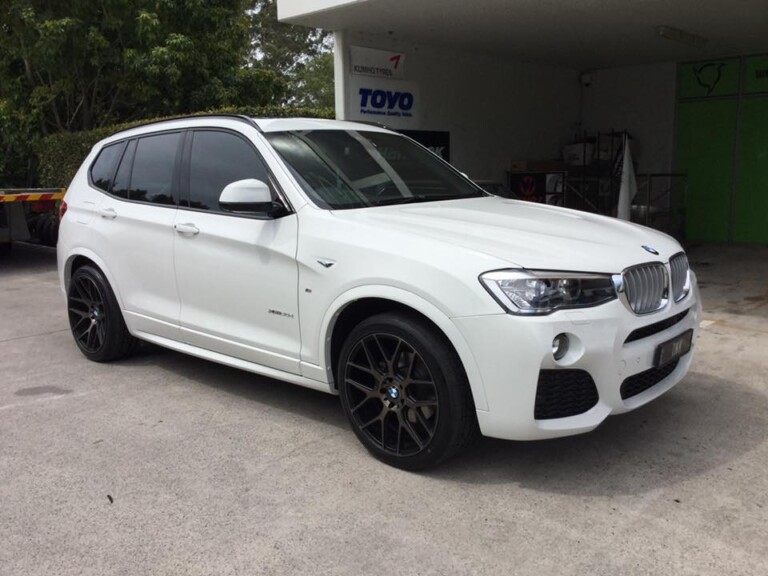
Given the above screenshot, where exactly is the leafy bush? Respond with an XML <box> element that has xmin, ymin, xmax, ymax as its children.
<box><xmin>36</xmin><ymin>105</ymin><xmax>334</xmax><ymax>188</ymax></box>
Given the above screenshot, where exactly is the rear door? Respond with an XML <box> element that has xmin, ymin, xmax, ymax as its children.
<box><xmin>173</xmin><ymin>128</ymin><xmax>301</xmax><ymax>374</ymax></box>
<box><xmin>89</xmin><ymin>131</ymin><xmax>183</xmax><ymax>340</ymax></box>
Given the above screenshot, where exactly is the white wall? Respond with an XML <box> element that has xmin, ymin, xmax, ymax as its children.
<box><xmin>581</xmin><ymin>63</ymin><xmax>677</xmax><ymax>174</ymax></box>
<box><xmin>278</xmin><ymin>0</ymin><xmax>360</xmax><ymax>21</ymax></box>
<box><xmin>338</xmin><ymin>31</ymin><xmax>581</xmax><ymax>183</ymax></box>
<box><xmin>335</xmin><ymin>32</ymin><xmax>678</xmax><ymax>180</ymax></box>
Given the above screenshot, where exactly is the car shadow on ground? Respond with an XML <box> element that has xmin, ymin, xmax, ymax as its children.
<box><xmin>120</xmin><ymin>345</ymin><xmax>766</xmax><ymax>496</ymax></box>
<box><xmin>122</xmin><ymin>343</ymin><xmax>348</xmax><ymax>432</ymax></box>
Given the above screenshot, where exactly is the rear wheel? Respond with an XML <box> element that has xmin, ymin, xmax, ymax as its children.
<box><xmin>338</xmin><ymin>312</ymin><xmax>476</xmax><ymax>470</ymax></box>
<box><xmin>67</xmin><ymin>265</ymin><xmax>137</xmax><ymax>362</ymax></box>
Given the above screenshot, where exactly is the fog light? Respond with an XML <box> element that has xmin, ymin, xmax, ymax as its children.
<box><xmin>552</xmin><ymin>333</ymin><xmax>569</xmax><ymax>360</ymax></box>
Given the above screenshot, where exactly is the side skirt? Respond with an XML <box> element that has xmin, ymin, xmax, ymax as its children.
<box><xmin>134</xmin><ymin>330</ymin><xmax>335</xmax><ymax>395</ymax></box>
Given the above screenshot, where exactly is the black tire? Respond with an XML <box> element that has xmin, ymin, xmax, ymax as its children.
<box><xmin>46</xmin><ymin>217</ymin><xmax>59</xmax><ymax>246</ymax></box>
<box><xmin>67</xmin><ymin>265</ymin><xmax>138</xmax><ymax>362</ymax></box>
<box><xmin>338</xmin><ymin>312</ymin><xmax>477</xmax><ymax>470</ymax></box>
<box><xmin>39</xmin><ymin>213</ymin><xmax>58</xmax><ymax>246</ymax></box>
<box><xmin>38</xmin><ymin>215</ymin><xmax>52</xmax><ymax>245</ymax></box>
<box><xmin>29</xmin><ymin>214</ymin><xmax>41</xmax><ymax>237</ymax></box>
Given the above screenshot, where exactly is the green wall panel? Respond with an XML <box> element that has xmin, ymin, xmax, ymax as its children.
<box><xmin>679</xmin><ymin>59</ymin><xmax>740</xmax><ymax>98</ymax></box>
<box><xmin>735</xmin><ymin>98</ymin><xmax>768</xmax><ymax>243</ymax></box>
<box><xmin>675</xmin><ymin>99</ymin><xmax>737</xmax><ymax>241</ymax></box>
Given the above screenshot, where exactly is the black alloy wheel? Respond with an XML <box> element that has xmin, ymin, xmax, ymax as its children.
<box><xmin>67</xmin><ymin>265</ymin><xmax>137</xmax><ymax>362</ymax></box>
<box><xmin>338</xmin><ymin>312</ymin><xmax>476</xmax><ymax>470</ymax></box>
<box><xmin>69</xmin><ymin>272</ymin><xmax>107</xmax><ymax>353</ymax></box>
<box><xmin>344</xmin><ymin>333</ymin><xmax>439</xmax><ymax>456</ymax></box>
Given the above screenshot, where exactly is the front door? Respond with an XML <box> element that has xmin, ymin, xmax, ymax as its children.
<box><xmin>173</xmin><ymin>129</ymin><xmax>301</xmax><ymax>374</ymax></box>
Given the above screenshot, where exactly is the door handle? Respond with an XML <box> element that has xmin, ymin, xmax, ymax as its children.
<box><xmin>99</xmin><ymin>207</ymin><xmax>117</xmax><ymax>220</ymax></box>
<box><xmin>174</xmin><ymin>223</ymin><xmax>200</xmax><ymax>235</ymax></box>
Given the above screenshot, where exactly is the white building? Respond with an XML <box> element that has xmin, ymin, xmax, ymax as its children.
<box><xmin>277</xmin><ymin>0</ymin><xmax>768</xmax><ymax>243</ymax></box>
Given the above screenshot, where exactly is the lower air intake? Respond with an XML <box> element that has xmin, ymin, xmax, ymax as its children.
<box><xmin>534</xmin><ymin>370</ymin><xmax>599</xmax><ymax>420</ymax></box>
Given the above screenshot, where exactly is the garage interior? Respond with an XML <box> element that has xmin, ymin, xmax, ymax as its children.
<box><xmin>280</xmin><ymin>0</ymin><xmax>768</xmax><ymax>244</ymax></box>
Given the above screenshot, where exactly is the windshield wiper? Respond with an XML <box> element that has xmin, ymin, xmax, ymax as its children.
<box><xmin>374</xmin><ymin>193</ymin><xmax>483</xmax><ymax>207</ymax></box>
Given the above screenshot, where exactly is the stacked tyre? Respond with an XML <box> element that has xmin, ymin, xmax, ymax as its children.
<box><xmin>35</xmin><ymin>213</ymin><xmax>59</xmax><ymax>247</ymax></box>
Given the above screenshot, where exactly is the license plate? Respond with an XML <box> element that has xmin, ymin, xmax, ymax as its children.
<box><xmin>654</xmin><ymin>329</ymin><xmax>693</xmax><ymax>368</ymax></box>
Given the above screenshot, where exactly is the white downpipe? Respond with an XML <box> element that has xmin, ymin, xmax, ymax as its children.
<box><xmin>333</xmin><ymin>30</ymin><xmax>348</xmax><ymax>120</ymax></box>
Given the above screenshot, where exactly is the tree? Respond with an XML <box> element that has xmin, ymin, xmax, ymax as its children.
<box><xmin>290</xmin><ymin>52</ymin><xmax>334</xmax><ymax>108</ymax></box>
<box><xmin>0</xmin><ymin>0</ymin><xmax>333</xmax><ymax>186</ymax></box>
<box><xmin>248</xmin><ymin>0</ymin><xmax>333</xmax><ymax>106</ymax></box>
<box><xmin>0</xmin><ymin>0</ymin><xmax>284</xmax><ymax>185</ymax></box>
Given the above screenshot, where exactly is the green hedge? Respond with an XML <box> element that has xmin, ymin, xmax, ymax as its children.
<box><xmin>37</xmin><ymin>105</ymin><xmax>334</xmax><ymax>188</ymax></box>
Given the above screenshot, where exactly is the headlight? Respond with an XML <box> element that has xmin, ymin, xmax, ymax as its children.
<box><xmin>479</xmin><ymin>270</ymin><xmax>617</xmax><ymax>315</ymax></box>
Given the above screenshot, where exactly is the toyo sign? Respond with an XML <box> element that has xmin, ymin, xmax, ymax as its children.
<box><xmin>358</xmin><ymin>88</ymin><xmax>414</xmax><ymax>117</ymax></box>
<box><xmin>347</xmin><ymin>54</ymin><xmax>418</xmax><ymax>127</ymax></box>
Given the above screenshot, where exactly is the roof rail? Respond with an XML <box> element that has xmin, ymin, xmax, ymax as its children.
<box><xmin>110</xmin><ymin>113</ymin><xmax>262</xmax><ymax>136</ymax></box>
<box><xmin>352</xmin><ymin>120</ymin><xmax>392</xmax><ymax>130</ymax></box>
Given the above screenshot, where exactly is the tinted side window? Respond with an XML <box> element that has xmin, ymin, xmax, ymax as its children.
<box><xmin>188</xmin><ymin>131</ymin><xmax>272</xmax><ymax>211</ymax></box>
<box><xmin>111</xmin><ymin>140</ymin><xmax>136</xmax><ymax>200</ymax></box>
<box><xmin>89</xmin><ymin>142</ymin><xmax>125</xmax><ymax>192</ymax></box>
<box><xmin>127</xmin><ymin>133</ymin><xmax>181</xmax><ymax>205</ymax></box>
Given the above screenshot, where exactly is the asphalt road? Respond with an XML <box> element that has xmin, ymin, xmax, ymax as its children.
<box><xmin>1</xmin><ymin>242</ymin><xmax>767</xmax><ymax>576</ymax></box>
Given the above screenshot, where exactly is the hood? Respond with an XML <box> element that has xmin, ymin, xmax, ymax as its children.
<box><xmin>334</xmin><ymin>196</ymin><xmax>682</xmax><ymax>273</ymax></box>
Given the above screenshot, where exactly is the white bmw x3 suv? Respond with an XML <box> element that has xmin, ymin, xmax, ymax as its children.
<box><xmin>58</xmin><ymin>115</ymin><xmax>701</xmax><ymax>469</ymax></box>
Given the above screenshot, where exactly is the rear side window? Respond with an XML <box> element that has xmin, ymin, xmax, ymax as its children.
<box><xmin>89</xmin><ymin>142</ymin><xmax>125</xmax><ymax>192</ymax></box>
<box><xmin>127</xmin><ymin>133</ymin><xmax>181</xmax><ymax>205</ymax></box>
<box><xmin>187</xmin><ymin>130</ymin><xmax>273</xmax><ymax>211</ymax></box>
<box><xmin>111</xmin><ymin>140</ymin><xmax>137</xmax><ymax>200</ymax></box>
<box><xmin>99</xmin><ymin>132</ymin><xmax>181</xmax><ymax>205</ymax></box>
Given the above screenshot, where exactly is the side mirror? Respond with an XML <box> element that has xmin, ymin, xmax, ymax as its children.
<box><xmin>219</xmin><ymin>179</ymin><xmax>285</xmax><ymax>216</ymax></box>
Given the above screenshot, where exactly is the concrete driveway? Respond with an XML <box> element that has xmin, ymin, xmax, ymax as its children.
<box><xmin>1</xmin><ymin>242</ymin><xmax>767</xmax><ymax>575</ymax></box>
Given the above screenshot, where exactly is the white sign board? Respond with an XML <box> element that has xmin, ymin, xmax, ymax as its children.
<box><xmin>350</xmin><ymin>46</ymin><xmax>406</xmax><ymax>80</ymax></box>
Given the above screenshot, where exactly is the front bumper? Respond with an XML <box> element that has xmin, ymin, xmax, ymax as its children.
<box><xmin>453</xmin><ymin>272</ymin><xmax>701</xmax><ymax>440</ymax></box>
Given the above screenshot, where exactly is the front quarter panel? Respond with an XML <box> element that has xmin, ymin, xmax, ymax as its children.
<box><xmin>295</xmin><ymin>207</ymin><xmax>509</xmax><ymax>402</ymax></box>
<box><xmin>315</xmin><ymin>284</ymin><xmax>491</xmax><ymax>411</ymax></box>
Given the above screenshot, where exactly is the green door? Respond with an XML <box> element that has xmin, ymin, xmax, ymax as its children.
<box><xmin>735</xmin><ymin>98</ymin><xmax>768</xmax><ymax>243</ymax></box>
<box><xmin>675</xmin><ymin>99</ymin><xmax>738</xmax><ymax>242</ymax></box>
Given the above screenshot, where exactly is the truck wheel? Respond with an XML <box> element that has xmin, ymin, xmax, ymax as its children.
<box><xmin>39</xmin><ymin>214</ymin><xmax>58</xmax><ymax>246</ymax></box>
<box><xmin>46</xmin><ymin>217</ymin><xmax>59</xmax><ymax>246</ymax></box>
<box><xmin>37</xmin><ymin>215</ymin><xmax>50</xmax><ymax>245</ymax></box>
<box><xmin>67</xmin><ymin>265</ymin><xmax>137</xmax><ymax>362</ymax></box>
<box><xmin>338</xmin><ymin>312</ymin><xmax>477</xmax><ymax>470</ymax></box>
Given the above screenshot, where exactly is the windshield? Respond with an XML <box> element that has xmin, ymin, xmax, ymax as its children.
<box><xmin>265</xmin><ymin>130</ymin><xmax>486</xmax><ymax>209</ymax></box>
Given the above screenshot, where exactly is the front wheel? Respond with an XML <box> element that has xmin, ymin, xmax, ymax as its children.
<box><xmin>338</xmin><ymin>312</ymin><xmax>476</xmax><ymax>470</ymax></box>
<box><xmin>67</xmin><ymin>265</ymin><xmax>137</xmax><ymax>362</ymax></box>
